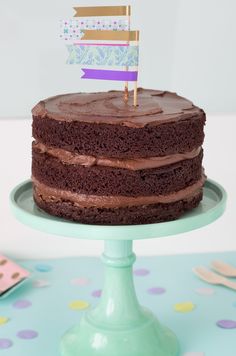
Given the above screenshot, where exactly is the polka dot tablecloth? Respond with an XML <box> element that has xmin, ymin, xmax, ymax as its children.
<box><xmin>1</xmin><ymin>252</ymin><xmax>236</xmax><ymax>356</ymax></box>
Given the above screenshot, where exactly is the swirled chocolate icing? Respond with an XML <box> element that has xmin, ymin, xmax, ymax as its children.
<box><xmin>32</xmin><ymin>88</ymin><xmax>204</xmax><ymax>128</ymax></box>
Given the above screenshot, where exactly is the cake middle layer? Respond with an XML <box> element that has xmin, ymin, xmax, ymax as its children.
<box><xmin>32</xmin><ymin>142</ymin><xmax>203</xmax><ymax>197</ymax></box>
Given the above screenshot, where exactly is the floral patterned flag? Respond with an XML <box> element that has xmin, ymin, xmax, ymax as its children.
<box><xmin>66</xmin><ymin>45</ymin><xmax>139</xmax><ymax>66</ymax></box>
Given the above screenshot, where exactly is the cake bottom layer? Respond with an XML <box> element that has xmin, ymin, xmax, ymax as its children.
<box><xmin>33</xmin><ymin>189</ymin><xmax>203</xmax><ymax>225</ymax></box>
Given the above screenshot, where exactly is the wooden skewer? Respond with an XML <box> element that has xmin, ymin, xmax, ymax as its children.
<box><xmin>133</xmin><ymin>82</ymin><xmax>138</xmax><ymax>107</ymax></box>
<box><xmin>124</xmin><ymin>85</ymin><xmax>129</xmax><ymax>102</ymax></box>
<box><xmin>124</xmin><ymin>5</ymin><xmax>130</xmax><ymax>103</ymax></box>
<box><xmin>133</xmin><ymin>30</ymin><xmax>139</xmax><ymax>107</ymax></box>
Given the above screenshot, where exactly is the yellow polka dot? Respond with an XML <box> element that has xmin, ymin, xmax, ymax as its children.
<box><xmin>69</xmin><ymin>300</ymin><xmax>90</xmax><ymax>310</ymax></box>
<box><xmin>174</xmin><ymin>301</ymin><xmax>195</xmax><ymax>313</ymax></box>
<box><xmin>0</xmin><ymin>317</ymin><xmax>9</xmax><ymax>325</ymax></box>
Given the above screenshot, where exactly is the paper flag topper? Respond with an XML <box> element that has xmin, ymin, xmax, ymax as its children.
<box><xmin>81</xmin><ymin>68</ymin><xmax>138</xmax><ymax>81</ymax></box>
<box><xmin>80</xmin><ymin>30</ymin><xmax>139</xmax><ymax>41</ymax></box>
<box><xmin>73</xmin><ymin>5</ymin><xmax>131</xmax><ymax>17</ymax></box>
<box><xmin>60</xmin><ymin>18</ymin><xmax>129</xmax><ymax>41</ymax></box>
<box><xmin>60</xmin><ymin>4</ymin><xmax>140</xmax><ymax>106</ymax></box>
<box><xmin>67</xmin><ymin>45</ymin><xmax>139</xmax><ymax>66</ymax></box>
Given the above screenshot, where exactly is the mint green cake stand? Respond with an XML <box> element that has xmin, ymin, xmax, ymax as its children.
<box><xmin>10</xmin><ymin>179</ymin><xmax>226</xmax><ymax>356</ymax></box>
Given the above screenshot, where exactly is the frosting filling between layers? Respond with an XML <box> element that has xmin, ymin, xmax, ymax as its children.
<box><xmin>33</xmin><ymin>141</ymin><xmax>202</xmax><ymax>171</ymax></box>
<box><xmin>32</xmin><ymin>175</ymin><xmax>206</xmax><ymax>209</ymax></box>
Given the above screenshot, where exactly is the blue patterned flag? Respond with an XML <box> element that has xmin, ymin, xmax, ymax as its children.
<box><xmin>66</xmin><ymin>45</ymin><xmax>139</xmax><ymax>66</ymax></box>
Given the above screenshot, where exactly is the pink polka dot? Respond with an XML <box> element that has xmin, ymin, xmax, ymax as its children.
<box><xmin>70</xmin><ymin>277</ymin><xmax>90</xmax><ymax>286</ymax></box>
<box><xmin>195</xmin><ymin>287</ymin><xmax>215</xmax><ymax>296</ymax></box>
<box><xmin>33</xmin><ymin>279</ymin><xmax>51</xmax><ymax>288</ymax></box>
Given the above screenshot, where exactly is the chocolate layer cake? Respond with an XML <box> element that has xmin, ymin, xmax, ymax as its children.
<box><xmin>32</xmin><ymin>88</ymin><xmax>206</xmax><ymax>225</ymax></box>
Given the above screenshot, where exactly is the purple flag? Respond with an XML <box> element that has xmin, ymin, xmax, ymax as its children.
<box><xmin>81</xmin><ymin>68</ymin><xmax>138</xmax><ymax>81</ymax></box>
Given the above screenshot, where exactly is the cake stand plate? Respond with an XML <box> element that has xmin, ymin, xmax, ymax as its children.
<box><xmin>10</xmin><ymin>179</ymin><xmax>226</xmax><ymax>356</ymax></box>
<box><xmin>10</xmin><ymin>179</ymin><xmax>226</xmax><ymax>240</ymax></box>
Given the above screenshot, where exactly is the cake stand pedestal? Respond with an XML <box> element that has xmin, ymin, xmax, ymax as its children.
<box><xmin>10</xmin><ymin>179</ymin><xmax>226</xmax><ymax>356</ymax></box>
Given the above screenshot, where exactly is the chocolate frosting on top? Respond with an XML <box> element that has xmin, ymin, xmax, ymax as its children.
<box><xmin>32</xmin><ymin>88</ymin><xmax>204</xmax><ymax>127</ymax></box>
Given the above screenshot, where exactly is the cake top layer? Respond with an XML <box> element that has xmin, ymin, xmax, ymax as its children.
<box><xmin>32</xmin><ymin>88</ymin><xmax>204</xmax><ymax>127</ymax></box>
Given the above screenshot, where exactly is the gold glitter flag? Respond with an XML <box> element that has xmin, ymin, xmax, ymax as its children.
<box><xmin>74</xmin><ymin>5</ymin><xmax>131</xmax><ymax>17</ymax></box>
<box><xmin>81</xmin><ymin>30</ymin><xmax>139</xmax><ymax>41</ymax></box>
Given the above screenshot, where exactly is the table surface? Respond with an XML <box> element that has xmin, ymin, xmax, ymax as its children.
<box><xmin>1</xmin><ymin>252</ymin><xmax>236</xmax><ymax>356</ymax></box>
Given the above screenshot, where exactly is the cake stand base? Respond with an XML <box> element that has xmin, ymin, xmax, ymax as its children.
<box><xmin>60</xmin><ymin>241</ymin><xmax>179</xmax><ymax>356</ymax></box>
<box><xmin>61</xmin><ymin>313</ymin><xmax>179</xmax><ymax>356</ymax></box>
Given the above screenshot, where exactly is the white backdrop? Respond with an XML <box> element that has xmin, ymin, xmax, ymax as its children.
<box><xmin>0</xmin><ymin>0</ymin><xmax>235</xmax><ymax>258</ymax></box>
<box><xmin>0</xmin><ymin>0</ymin><xmax>236</xmax><ymax>115</ymax></box>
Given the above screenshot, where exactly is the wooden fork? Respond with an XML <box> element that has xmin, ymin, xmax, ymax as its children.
<box><xmin>193</xmin><ymin>266</ymin><xmax>236</xmax><ymax>291</ymax></box>
<box><xmin>211</xmin><ymin>260</ymin><xmax>236</xmax><ymax>277</ymax></box>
